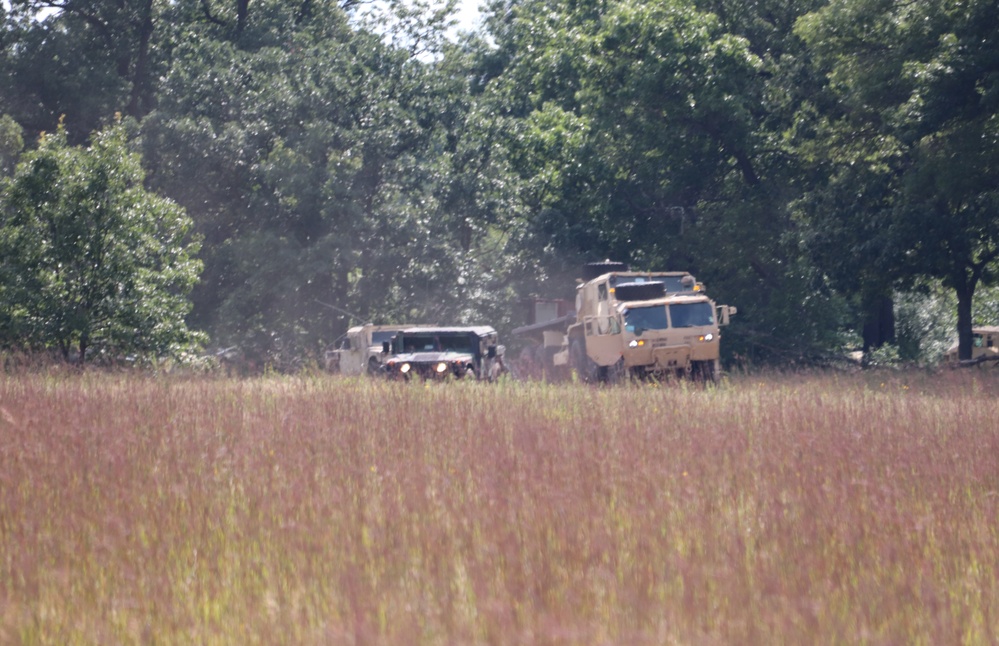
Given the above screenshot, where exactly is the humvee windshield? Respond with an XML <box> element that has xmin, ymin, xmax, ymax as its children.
<box><xmin>624</xmin><ymin>306</ymin><xmax>669</xmax><ymax>333</ymax></box>
<box><xmin>401</xmin><ymin>334</ymin><xmax>475</xmax><ymax>354</ymax></box>
<box><xmin>669</xmin><ymin>302</ymin><xmax>715</xmax><ymax>327</ymax></box>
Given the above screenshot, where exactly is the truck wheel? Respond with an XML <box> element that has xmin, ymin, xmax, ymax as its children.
<box><xmin>604</xmin><ymin>358</ymin><xmax>627</xmax><ymax>384</ymax></box>
<box><xmin>570</xmin><ymin>338</ymin><xmax>597</xmax><ymax>383</ymax></box>
<box><xmin>691</xmin><ymin>360</ymin><xmax>717</xmax><ymax>385</ymax></box>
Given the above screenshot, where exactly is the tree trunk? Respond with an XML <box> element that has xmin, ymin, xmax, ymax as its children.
<box><xmin>862</xmin><ymin>294</ymin><xmax>895</xmax><ymax>353</ymax></box>
<box><xmin>955</xmin><ymin>278</ymin><xmax>975</xmax><ymax>362</ymax></box>
<box><xmin>237</xmin><ymin>0</ymin><xmax>250</xmax><ymax>37</ymax></box>
<box><xmin>126</xmin><ymin>0</ymin><xmax>156</xmax><ymax>118</ymax></box>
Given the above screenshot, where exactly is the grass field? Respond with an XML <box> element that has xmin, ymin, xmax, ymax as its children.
<box><xmin>1</xmin><ymin>370</ymin><xmax>997</xmax><ymax>644</ymax></box>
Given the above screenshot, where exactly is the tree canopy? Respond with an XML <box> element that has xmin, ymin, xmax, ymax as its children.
<box><xmin>1</xmin><ymin>0</ymin><xmax>997</xmax><ymax>368</ymax></box>
<box><xmin>796</xmin><ymin>0</ymin><xmax>999</xmax><ymax>360</ymax></box>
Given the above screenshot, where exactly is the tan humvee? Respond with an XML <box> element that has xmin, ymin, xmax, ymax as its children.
<box><xmin>382</xmin><ymin>326</ymin><xmax>507</xmax><ymax>381</ymax></box>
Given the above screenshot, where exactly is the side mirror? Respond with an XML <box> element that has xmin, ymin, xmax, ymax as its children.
<box><xmin>487</xmin><ymin>346</ymin><xmax>497</xmax><ymax>359</ymax></box>
<box><xmin>382</xmin><ymin>341</ymin><xmax>391</xmax><ymax>354</ymax></box>
<box><xmin>717</xmin><ymin>305</ymin><xmax>737</xmax><ymax>326</ymax></box>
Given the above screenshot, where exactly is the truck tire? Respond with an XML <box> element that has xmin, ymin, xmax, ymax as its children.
<box><xmin>691</xmin><ymin>360</ymin><xmax>718</xmax><ymax>385</ymax></box>
<box><xmin>604</xmin><ymin>358</ymin><xmax>627</xmax><ymax>384</ymax></box>
<box><xmin>570</xmin><ymin>338</ymin><xmax>598</xmax><ymax>383</ymax></box>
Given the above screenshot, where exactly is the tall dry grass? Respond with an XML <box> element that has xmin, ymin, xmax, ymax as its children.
<box><xmin>1</xmin><ymin>370</ymin><xmax>997</xmax><ymax>644</ymax></box>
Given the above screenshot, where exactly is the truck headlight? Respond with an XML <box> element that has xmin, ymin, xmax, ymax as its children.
<box><xmin>699</xmin><ymin>333</ymin><xmax>714</xmax><ymax>342</ymax></box>
<box><xmin>628</xmin><ymin>339</ymin><xmax>645</xmax><ymax>348</ymax></box>
<box><xmin>400</xmin><ymin>363</ymin><xmax>411</xmax><ymax>374</ymax></box>
<box><xmin>435</xmin><ymin>362</ymin><xmax>448</xmax><ymax>373</ymax></box>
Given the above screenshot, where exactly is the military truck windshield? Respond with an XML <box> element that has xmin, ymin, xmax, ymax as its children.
<box><xmin>669</xmin><ymin>302</ymin><xmax>715</xmax><ymax>327</ymax></box>
<box><xmin>660</xmin><ymin>277</ymin><xmax>688</xmax><ymax>293</ymax></box>
<box><xmin>611</xmin><ymin>275</ymin><xmax>691</xmax><ymax>293</ymax></box>
<box><xmin>624</xmin><ymin>306</ymin><xmax>669</xmax><ymax>333</ymax></box>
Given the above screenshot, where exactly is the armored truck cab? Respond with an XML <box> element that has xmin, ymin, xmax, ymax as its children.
<box><xmin>567</xmin><ymin>292</ymin><xmax>732</xmax><ymax>381</ymax></box>
<box><xmin>512</xmin><ymin>261</ymin><xmax>736</xmax><ymax>382</ymax></box>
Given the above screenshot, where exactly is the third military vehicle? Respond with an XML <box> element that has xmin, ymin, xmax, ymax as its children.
<box><xmin>326</xmin><ymin>324</ymin><xmax>430</xmax><ymax>375</ymax></box>
<box><xmin>942</xmin><ymin>326</ymin><xmax>999</xmax><ymax>366</ymax></box>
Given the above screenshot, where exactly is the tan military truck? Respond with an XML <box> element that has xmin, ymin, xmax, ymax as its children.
<box><xmin>515</xmin><ymin>262</ymin><xmax>735</xmax><ymax>382</ymax></box>
<box><xmin>326</xmin><ymin>324</ymin><xmax>430</xmax><ymax>375</ymax></box>
<box><xmin>943</xmin><ymin>326</ymin><xmax>999</xmax><ymax>366</ymax></box>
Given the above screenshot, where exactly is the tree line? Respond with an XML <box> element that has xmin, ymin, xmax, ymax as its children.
<box><xmin>1</xmin><ymin>0</ymin><xmax>997</xmax><ymax>368</ymax></box>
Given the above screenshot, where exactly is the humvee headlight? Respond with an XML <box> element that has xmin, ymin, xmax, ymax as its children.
<box><xmin>435</xmin><ymin>362</ymin><xmax>448</xmax><ymax>373</ymax></box>
<box><xmin>400</xmin><ymin>363</ymin><xmax>411</xmax><ymax>374</ymax></box>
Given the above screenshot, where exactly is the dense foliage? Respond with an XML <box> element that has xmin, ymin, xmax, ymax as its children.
<box><xmin>0</xmin><ymin>120</ymin><xmax>202</xmax><ymax>362</ymax></box>
<box><xmin>1</xmin><ymin>0</ymin><xmax>997</xmax><ymax>366</ymax></box>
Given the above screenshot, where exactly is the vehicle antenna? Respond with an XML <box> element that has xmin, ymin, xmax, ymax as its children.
<box><xmin>315</xmin><ymin>300</ymin><xmax>369</xmax><ymax>324</ymax></box>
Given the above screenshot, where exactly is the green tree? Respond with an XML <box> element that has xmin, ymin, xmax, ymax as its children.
<box><xmin>0</xmin><ymin>114</ymin><xmax>23</xmax><ymax>175</ymax></box>
<box><xmin>1</xmin><ymin>0</ymin><xmax>169</xmax><ymax>140</ymax></box>
<box><xmin>796</xmin><ymin>0</ymin><xmax>999</xmax><ymax>361</ymax></box>
<box><xmin>139</xmin><ymin>4</ymin><xmax>535</xmax><ymax>365</ymax></box>
<box><xmin>0</xmin><ymin>120</ymin><xmax>203</xmax><ymax>362</ymax></box>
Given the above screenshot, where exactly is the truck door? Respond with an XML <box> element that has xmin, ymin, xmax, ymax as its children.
<box><xmin>583</xmin><ymin>314</ymin><xmax>623</xmax><ymax>366</ymax></box>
